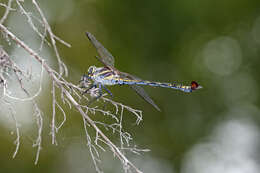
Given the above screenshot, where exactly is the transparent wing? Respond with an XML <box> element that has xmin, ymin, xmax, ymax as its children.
<box><xmin>120</xmin><ymin>71</ymin><xmax>161</xmax><ymax>111</ymax></box>
<box><xmin>86</xmin><ymin>32</ymin><xmax>160</xmax><ymax>111</ymax></box>
<box><xmin>86</xmin><ymin>32</ymin><xmax>115</xmax><ymax>67</ymax></box>
<box><xmin>130</xmin><ymin>85</ymin><xmax>161</xmax><ymax>111</ymax></box>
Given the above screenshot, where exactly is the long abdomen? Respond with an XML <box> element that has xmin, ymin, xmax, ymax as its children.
<box><xmin>116</xmin><ymin>79</ymin><xmax>198</xmax><ymax>93</ymax></box>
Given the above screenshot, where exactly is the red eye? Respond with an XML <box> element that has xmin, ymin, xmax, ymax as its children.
<box><xmin>191</xmin><ymin>81</ymin><xmax>199</xmax><ymax>90</ymax></box>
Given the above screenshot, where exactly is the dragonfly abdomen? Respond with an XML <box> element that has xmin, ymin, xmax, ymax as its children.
<box><xmin>119</xmin><ymin>80</ymin><xmax>193</xmax><ymax>93</ymax></box>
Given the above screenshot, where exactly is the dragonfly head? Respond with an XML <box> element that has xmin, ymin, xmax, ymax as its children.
<box><xmin>87</xmin><ymin>65</ymin><xmax>97</xmax><ymax>77</ymax></box>
<box><xmin>191</xmin><ymin>81</ymin><xmax>203</xmax><ymax>91</ymax></box>
<box><xmin>79</xmin><ymin>65</ymin><xmax>97</xmax><ymax>83</ymax></box>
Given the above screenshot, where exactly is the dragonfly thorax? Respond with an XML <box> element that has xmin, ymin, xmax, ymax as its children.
<box><xmin>86</xmin><ymin>66</ymin><xmax>117</xmax><ymax>85</ymax></box>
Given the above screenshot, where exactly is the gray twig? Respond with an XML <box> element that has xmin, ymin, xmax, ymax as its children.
<box><xmin>0</xmin><ymin>23</ymin><xmax>144</xmax><ymax>173</ymax></box>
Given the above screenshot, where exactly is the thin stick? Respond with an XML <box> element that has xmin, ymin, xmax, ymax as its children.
<box><xmin>32</xmin><ymin>0</ymin><xmax>69</xmax><ymax>76</ymax></box>
<box><xmin>0</xmin><ymin>23</ymin><xmax>143</xmax><ymax>173</ymax></box>
<box><xmin>0</xmin><ymin>0</ymin><xmax>14</xmax><ymax>24</ymax></box>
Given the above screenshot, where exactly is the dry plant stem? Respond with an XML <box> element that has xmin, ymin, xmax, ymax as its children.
<box><xmin>51</xmin><ymin>81</ymin><xmax>67</xmax><ymax>145</ymax></box>
<box><xmin>82</xmin><ymin>114</ymin><xmax>102</xmax><ymax>173</ymax></box>
<box><xmin>1</xmin><ymin>100</ymin><xmax>21</xmax><ymax>159</ymax></box>
<box><xmin>32</xmin><ymin>0</ymin><xmax>69</xmax><ymax>77</ymax></box>
<box><xmin>15</xmin><ymin>0</ymin><xmax>47</xmax><ymax>45</ymax></box>
<box><xmin>0</xmin><ymin>47</ymin><xmax>43</xmax><ymax>163</ymax></box>
<box><xmin>102</xmin><ymin>97</ymin><xmax>142</xmax><ymax>124</ymax></box>
<box><xmin>0</xmin><ymin>99</ymin><xmax>21</xmax><ymax>159</ymax></box>
<box><xmin>9</xmin><ymin>105</ymin><xmax>20</xmax><ymax>158</ymax></box>
<box><xmin>15</xmin><ymin>0</ymin><xmax>70</xmax><ymax>57</ymax></box>
<box><xmin>0</xmin><ymin>49</ymin><xmax>20</xmax><ymax>158</ymax></box>
<box><xmin>120</xmin><ymin>107</ymin><xmax>124</xmax><ymax>148</ymax></box>
<box><xmin>67</xmin><ymin>93</ymin><xmax>142</xmax><ymax>173</ymax></box>
<box><xmin>33</xmin><ymin>102</ymin><xmax>43</xmax><ymax>165</ymax></box>
<box><xmin>51</xmin><ymin>81</ymin><xmax>57</xmax><ymax>145</ymax></box>
<box><xmin>12</xmin><ymin>56</ymin><xmax>43</xmax><ymax>164</ymax></box>
<box><xmin>0</xmin><ymin>0</ymin><xmax>13</xmax><ymax>24</ymax></box>
<box><xmin>0</xmin><ymin>24</ymin><xmax>143</xmax><ymax>173</ymax></box>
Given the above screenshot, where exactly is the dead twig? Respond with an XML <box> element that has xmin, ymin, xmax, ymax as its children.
<box><xmin>0</xmin><ymin>23</ymin><xmax>144</xmax><ymax>173</ymax></box>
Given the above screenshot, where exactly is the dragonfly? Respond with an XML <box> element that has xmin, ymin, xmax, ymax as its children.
<box><xmin>81</xmin><ymin>32</ymin><xmax>202</xmax><ymax>111</ymax></box>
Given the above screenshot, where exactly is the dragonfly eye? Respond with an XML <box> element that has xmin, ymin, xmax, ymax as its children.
<box><xmin>88</xmin><ymin>66</ymin><xmax>96</xmax><ymax>75</ymax></box>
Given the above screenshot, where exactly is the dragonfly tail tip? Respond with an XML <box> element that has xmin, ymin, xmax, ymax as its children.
<box><xmin>191</xmin><ymin>81</ymin><xmax>202</xmax><ymax>91</ymax></box>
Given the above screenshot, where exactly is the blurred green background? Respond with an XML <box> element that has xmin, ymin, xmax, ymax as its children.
<box><xmin>1</xmin><ymin>0</ymin><xmax>260</xmax><ymax>172</ymax></box>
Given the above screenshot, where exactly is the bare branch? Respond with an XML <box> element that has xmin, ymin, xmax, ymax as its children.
<box><xmin>51</xmin><ymin>81</ymin><xmax>57</xmax><ymax>145</ymax></box>
<box><xmin>102</xmin><ymin>97</ymin><xmax>143</xmax><ymax>125</ymax></box>
<box><xmin>0</xmin><ymin>23</ymin><xmax>144</xmax><ymax>173</ymax></box>
<box><xmin>0</xmin><ymin>0</ymin><xmax>14</xmax><ymax>24</ymax></box>
<box><xmin>55</xmin><ymin>101</ymin><xmax>67</xmax><ymax>131</ymax></box>
<box><xmin>8</xmin><ymin>104</ymin><xmax>21</xmax><ymax>159</ymax></box>
<box><xmin>15</xmin><ymin>0</ymin><xmax>47</xmax><ymax>46</ymax></box>
<box><xmin>4</xmin><ymin>62</ymin><xmax>44</xmax><ymax>101</ymax></box>
<box><xmin>32</xmin><ymin>0</ymin><xmax>69</xmax><ymax>77</ymax></box>
<box><xmin>33</xmin><ymin>102</ymin><xmax>43</xmax><ymax>165</ymax></box>
<box><xmin>82</xmin><ymin>114</ymin><xmax>103</xmax><ymax>173</ymax></box>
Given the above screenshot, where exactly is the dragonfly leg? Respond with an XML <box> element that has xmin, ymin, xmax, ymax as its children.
<box><xmin>87</xmin><ymin>83</ymin><xmax>103</xmax><ymax>106</ymax></box>
<box><xmin>102</xmin><ymin>86</ymin><xmax>113</xmax><ymax>98</ymax></box>
<box><xmin>96</xmin><ymin>83</ymin><xmax>103</xmax><ymax>99</ymax></box>
<box><xmin>82</xmin><ymin>84</ymin><xmax>96</xmax><ymax>94</ymax></box>
<box><xmin>79</xmin><ymin>74</ymin><xmax>91</xmax><ymax>86</ymax></box>
<box><xmin>101</xmin><ymin>85</ymin><xmax>113</xmax><ymax>110</ymax></box>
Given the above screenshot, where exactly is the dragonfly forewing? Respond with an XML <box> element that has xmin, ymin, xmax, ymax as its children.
<box><xmin>130</xmin><ymin>85</ymin><xmax>161</xmax><ymax>111</ymax></box>
<box><xmin>86</xmin><ymin>32</ymin><xmax>115</xmax><ymax>67</ymax></box>
<box><xmin>119</xmin><ymin>71</ymin><xmax>161</xmax><ymax>111</ymax></box>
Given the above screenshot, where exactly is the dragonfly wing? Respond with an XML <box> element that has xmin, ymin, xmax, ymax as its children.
<box><xmin>95</xmin><ymin>55</ymin><xmax>111</xmax><ymax>67</ymax></box>
<box><xmin>86</xmin><ymin>32</ymin><xmax>160</xmax><ymax>111</ymax></box>
<box><xmin>86</xmin><ymin>32</ymin><xmax>115</xmax><ymax>67</ymax></box>
<box><xmin>130</xmin><ymin>85</ymin><xmax>161</xmax><ymax>111</ymax></box>
<box><xmin>120</xmin><ymin>71</ymin><xmax>161</xmax><ymax>111</ymax></box>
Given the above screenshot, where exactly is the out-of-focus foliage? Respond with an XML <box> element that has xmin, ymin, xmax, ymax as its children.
<box><xmin>1</xmin><ymin>0</ymin><xmax>260</xmax><ymax>172</ymax></box>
